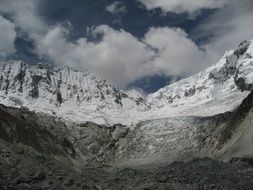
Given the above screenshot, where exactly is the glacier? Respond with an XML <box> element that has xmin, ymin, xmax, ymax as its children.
<box><xmin>0</xmin><ymin>39</ymin><xmax>253</xmax><ymax>126</ymax></box>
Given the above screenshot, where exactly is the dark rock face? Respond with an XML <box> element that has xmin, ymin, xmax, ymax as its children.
<box><xmin>208</xmin><ymin>55</ymin><xmax>237</xmax><ymax>83</ymax></box>
<box><xmin>208</xmin><ymin>92</ymin><xmax>253</xmax><ymax>151</ymax></box>
<box><xmin>235</xmin><ymin>77</ymin><xmax>247</xmax><ymax>91</ymax></box>
<box><xmin>184</xmin><ymin>86</ymin><xmax>196</xmax><ymax>97</ymax></box>
<box><xmin>230</xmin><ymin>157</ymin><xmax>253</xmax><ymax>167</ymax></box>
<box><xmin>56</xmin><ymin>90</ymin><xmax>63</xmax><ymax>104</ymax></box>
<box><xmin>15</xmin><ymin>61</ymin><xmax>27</xmax><ymax>92</ymax></box>
<box><xmin>29</xmin><ymin>75</ymin><xmax>43</xmax><ymax>98</ymax></box>
<box><xmin>234</xmin><ymin>40</ymin><xmax>251</xmax><ymax>58</ymax></box>
<box><xmin>234</xmin><ymin>75</ymin><xmax>253</xmax><ymax>92</ymax></box>
<box><xmin>0</xmin><ymin>105</ymin><xmax>76</xmax><ymax>157</ymax></box>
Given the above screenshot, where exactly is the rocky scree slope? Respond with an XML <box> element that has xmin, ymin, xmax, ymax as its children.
<box><xmin>202</xmin><ymin>91</ymin><xmax>253</xmax><ymax>161</ymax></box>
<box><xmin>4</xmin><ymin>98</ymin><xmax>253</xmax><ymax>190</ymax></box>
<box><xmin>1</xmin><ymin>103</ymin><xmax>253</xmax><ymax>190</ymax></box>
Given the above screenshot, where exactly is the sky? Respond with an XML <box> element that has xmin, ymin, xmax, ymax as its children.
<box><xmin>0</xmin><ymin>0</ymin><xmax>253</xmax><ymax>90</ymax></box>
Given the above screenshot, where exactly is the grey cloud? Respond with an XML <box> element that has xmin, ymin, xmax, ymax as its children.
<box><xmin>106</xmin><ymin>1</ymin><xmax>126</xmax><ymax>15</ymax></box>
<box><xmin>193</xmin><ymin>0</ymin><xmax>253</xmax><ymax>65</ymax></box>
<box><xmin>0</xmin><ymin>0</ymin><xmax>48</xmax><ymax>41</ymax></box>
<box><xmin>0</xmin><ymin>15</ymin><xmax>17</xmax><ymax>57</ymax></box>
<box><xmin>37</xmin><ymin>24</ymin><xmax>208</xmax><ymax>87</ymax></box>
<box><xmin>1</xmin><ymin>0</ymin><xmax>252</xmax><ymax>88</ymax></box>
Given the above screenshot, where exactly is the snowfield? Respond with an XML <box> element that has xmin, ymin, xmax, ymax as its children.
<box><xmin>0</xmin><ymin>40</ymin><xmax>252</xmax><ymax>126</ymax></box>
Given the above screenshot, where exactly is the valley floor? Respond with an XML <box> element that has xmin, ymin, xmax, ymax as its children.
<box><xmin>1</xmin><ymin>143</ymin><xmax>253</xmax><ymax>190</ymax></box>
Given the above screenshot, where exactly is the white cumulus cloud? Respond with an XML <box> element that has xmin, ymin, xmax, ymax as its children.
<box><xmin>1</xmin><ymin>0</ymin><xmax>252</xmax><ymax>89</ymax></box>
<box><xmin>144</xmin><ymin>27</ymin><xmax>206</xmax><ymax>76</ymax></box>
<box><xmin>0</xmin><ymin>0</ymin><xmax>47</xmax><ymax>41</ymax></box>
<box><xmin>37</xmin><ymin>24</ymin><xmax>207</xmax><ymax>87</ymax></box>
<box><xmin>138</xmin><ymin>0</ymin><xmax>230</xmax><ymax>14</ymax></box>
<box><xmin>193</xmin><ymin>0</ymin><xmax>253</xmax><ymax>63</ymax></box>
<box><xmin>0</xmin><ymin>15</ymin><xmax>17</xmax><ymax>57</ymax></box>
<box><xmin>106</xmin><ymin>1</ymin><xmax>126</xmax><ymax>15</ymax></box>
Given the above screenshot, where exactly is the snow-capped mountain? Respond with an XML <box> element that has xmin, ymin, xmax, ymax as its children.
<box><xmin>146</xmin><ymin>40</ymin><xmax>252</xmax><ymax>119</ymax></box>
<box><xmin>0</xmin><ymin>40</ymin><xmax>252</xmax><ymax>125</ymax></box>
<box><xmin>0</xmin><ymin>61</ymin><xmax>147</xmax><ymax>125</ymax></box>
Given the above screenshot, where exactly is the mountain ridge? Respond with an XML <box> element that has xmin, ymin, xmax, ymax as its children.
<box><xmin>1</xmin><ymin>40</ymin><xmax>253</xmax><ymax>190</ymax></box>
<box><xmin>0</xmin><ymin>60</ymin><xmax>147</xmax><ymax>125</ymax></box>
<box><xmin>0</xmin><ymin>39</ymin><xmax>252</xmax><ymax>125</ymax></box>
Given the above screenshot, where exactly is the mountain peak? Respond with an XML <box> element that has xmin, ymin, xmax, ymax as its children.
<box><xmin>0</xmin><ymin>60</ymin><xmax>147</xmax><ymax>125</ymax></box>
<box><xmin>0</xmin><ymin>39</ymin><xmax>252</xmax><ymax>125</ymax></box>
<box><xmin>234</xmin><ymin>40</ymin><xmax>253</xmax><ymax>91</ymax></box>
